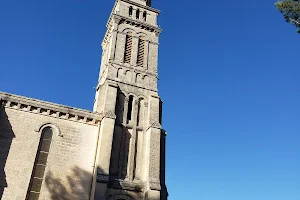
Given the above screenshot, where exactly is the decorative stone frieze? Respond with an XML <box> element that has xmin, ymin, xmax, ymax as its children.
<box><xmin>102</xmin><ymin>110</ymin><xmax>117</xmax><ymax>119</ymax></box>
<box><xmin>0</xmin><ymin>92</ymin><xmax>101</xmax><ymax>126</ymax></box>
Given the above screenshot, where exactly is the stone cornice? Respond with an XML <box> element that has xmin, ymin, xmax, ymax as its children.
<box><xmin>96</xmin><ymin>78</ymin><xmax>158</xmax><ymax>94</ymax></box>
<box><xmin>111</xmin><ymin>61</ymin><xmax>158</xmax><ymax>77</ymax></box>
<box><xmin>121</xmin><ymin>0</ymin><xmax>160</xmax><ymax>14</ymax></box>
<box><xmin>0</xmin><ymin>92</ymin><xmax>101</xmax><ymax>126</ymax></box>
<box><xmin>114</xmin><ymin>30</ymin><xmax>159</xmax><ymax>45</ymax></box>
<box><xmin>103</xmin><ymin>14</ymin><xmax>162</xmax><ymax>46</ymax></box>
<box><xmin>116</xmin><ymin>14</ymin><xmax>162</xmax><ymax>35</ymax></box>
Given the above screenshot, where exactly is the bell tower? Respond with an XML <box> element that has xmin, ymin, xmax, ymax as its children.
<box><xmin>92</xmin><ymin>0</ymin><xmax>167</xmax><ymax>200</ymax></box>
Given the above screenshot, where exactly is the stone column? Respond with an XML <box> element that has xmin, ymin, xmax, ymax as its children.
<box><xmin>127</xmin><ymin>99</ymin><xmax>139</xmax><ymax>181</ymax></box>
<box><xmin>134</xmin><ymin>100</ymin><xmax>146</xmax><ymax>181</ymax></box>
<box><xmin>134</xmin><ymin>129</ymin><xmax>143</xmax><ymax>181</ymax></box>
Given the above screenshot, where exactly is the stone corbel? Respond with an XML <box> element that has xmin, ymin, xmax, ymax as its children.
<box><xmin>112</xmin><ymin>14</ymin><xmax>123</xmax><ymax>25</ymax></box>
<box><xmin>147</xmin><ymin>121</ymin><xmax>161</xmax><ymax>130</ymax></box>
<box><xmin>154</xmin><ymin>29</ymin><xmax>162</xmax><ymax>37</ymax></box>
<box><xmin>102</xmin><ymin>110</ymin><xmax>117</xmax><ymax>120</ymax></box>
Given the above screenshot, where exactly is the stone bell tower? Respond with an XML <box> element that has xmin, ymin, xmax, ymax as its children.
<box><xmin>91</xmin><ymin>0</ymin><xmax>167</xmax><ymax>199</ymax></box>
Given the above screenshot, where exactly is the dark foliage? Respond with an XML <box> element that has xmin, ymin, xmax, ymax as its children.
<box><xmin>275</xmin><ymin>0</ymin><xmax>300</xmax><ymax>33</ymax></box>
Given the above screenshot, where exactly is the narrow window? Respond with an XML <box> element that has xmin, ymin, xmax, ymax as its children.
<box><xmin>136</xmin><ymin>9</ymin><xmax>140</xmax><ymax>20</ymax></box>
<box><xmin>26</xmin><ymin>127</ymin><xmax>53</xmax><ymax>200</ymax></box>
<box><xmin>137</xmin><ymin>36</ymin><xmax>145</xmax><ymax>67</ymax></box>
<box><xmin>129</xmin><ymin>6</ymin><xmax>133</xmax><ymax>17</ymax></box>
<box><xmin>146</xmin><ymin>0</ymin><xmax>151</xmax><ymax>6</ymax></box>
<box><xmin>127</xmin><ymin>96</ymin><xmax>133</xmax><ymax>123</ymax></box>
<box><xmin>143</xmin><ymin>11</ymin><xmax>147</xmax><ymax>22</ymax></box>
<box><xmin>124</xmin><ymin>33</ymin><xmax>133</xmax><ymax>64</ymax></box>
<box><xmin>137</xmin><ymin>98</ymin><xmax>144</xmax><ymax>126</ymax></box>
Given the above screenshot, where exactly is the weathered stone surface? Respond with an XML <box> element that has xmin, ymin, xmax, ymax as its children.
<box><xmin>0</xmin><ymin>96</ymin><xmax>99</xmax><ymax>200</ymax></box>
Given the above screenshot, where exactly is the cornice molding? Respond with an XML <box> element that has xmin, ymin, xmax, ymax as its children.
<box><xmin>111</xmin><ymin>62</ymin><xmax>158</xmax><ymax>77</ymax></box>
<box><xmin>0</xmin><ymin>92</ymin><xmax>101</xmax><ymax>126</ymax></box>
<box><xmin>121</xmin><ymin>0</ymin><xmax>160</xmax><ymax>14</ymax></box>
<box><xmin>106</xmin><ymin>78</ymin><xmax>158</xmax><ymax>93</ymax></box>
<box><xmin>103</xmin><ymin>14</ymin><xmax>162</xmax><ymax>46</ymax></box>
<box><xmin>115</xmin><ymin>14</ymin><xmax>162</xmax><ymax>35</ymax></box>
<box><xmin>114</xmin><ymin>30</ymin><xmax>159</xmax><ymax>45</ymax></box>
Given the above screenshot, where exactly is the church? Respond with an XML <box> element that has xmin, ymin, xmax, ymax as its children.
<box><xmin>0</xmin><ymin>0</ymin><xmax>168</xmax><ymax>199</ymax></box>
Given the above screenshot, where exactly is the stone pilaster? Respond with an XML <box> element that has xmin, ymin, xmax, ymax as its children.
<box><xmin>127</xmin><ymin>99</ymin><xmax>139</xmax><ymax>181</ymax></box>
<box><xmin>109</xmin><ymin>30</ymin><xmax>118</xmax><ymax>61</ymax></box>
<box><xmin>134</xmin><ymin>129</ymin><xmax>143</xmax><ymax>181</ymax></box>
<box><xmin>92</xmin><ymin>82</ymin><xmax>118</xmax><ymax>200</ymax></box>
<box><xmin>115</xmin><ymin>33</ymin><xmax>126</xmax><ymax>64</ymax></box>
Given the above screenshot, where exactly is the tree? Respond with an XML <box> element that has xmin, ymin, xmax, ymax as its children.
<box><xmin>275</xmin><ymin>0</ymin><xmax>300</xmax><ymax>33</ymax></box>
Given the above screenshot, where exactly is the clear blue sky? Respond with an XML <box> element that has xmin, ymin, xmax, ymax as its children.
<box><xmin>1</xmin><ymin>0</ymin><xmax>300</xmax><ymax>199</ymax></box>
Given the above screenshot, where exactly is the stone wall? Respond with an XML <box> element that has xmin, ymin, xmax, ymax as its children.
<box><xmin>0</xmin><ymin>92</ymin><xmax>100</xmax><ymax>200</ymax></box>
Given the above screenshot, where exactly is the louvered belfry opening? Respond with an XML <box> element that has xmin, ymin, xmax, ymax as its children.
<box><xmin>124</xmin><ymin>33</ymin><xmax>133</xmax><ymax>64</ymax></box>
<box><xmin>137</xmin><ymin>36</ymin><xmax>145</xmax><ymax>67</ymax></box>
<box><xmin>26</xmin><ymin>127</ymin><xmax>53</xmax><ymax>200</ymax></box>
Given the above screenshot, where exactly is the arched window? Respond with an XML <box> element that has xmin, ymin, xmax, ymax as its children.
<box><xmin>137</xmin><ymin>36</ymin><xmax>145</xmax><ymax>67</ymax></box>
<box><xmin>127</xmin><ymin>95</ymin><xmax>134</xmax><ymax>124</ymax></box>
<box><xmin>129</xmin><ymin>6</ymin><xmax>133</xmax><ymax>17</ymax></box>
<box><xmin>143</xmin><ymin>11</ymin><xmax>147</xmax><ymax>22</ymax></box>
<box><xmin>26</xmin><ymin>127</ymin><xmax>53</xmax><ymax>200</ymax></box>
<box><xmin>124</xmin><ymin>33</ymin><xmax>133</xmax><ymax>64</ymax></box>
<box><xmin>136</xmin><ymin>9</ymin><xmax>140</xmax><ymax>20</ymax></box>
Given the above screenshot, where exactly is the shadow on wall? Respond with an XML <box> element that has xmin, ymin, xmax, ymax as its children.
<box><xmin>109</xmin><ymin>89</ymin><xmax>131</xmax><ymax>183</ymax></box>
<box><xmin>0</xmin><ymin>102</ymin><xmax>15</xmax><ymax>199</ymax></box>
<box><xmin>45</xmin><ymin>166</ymin><xmax>97</xmax><ymax>200</ymax></box>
